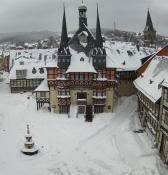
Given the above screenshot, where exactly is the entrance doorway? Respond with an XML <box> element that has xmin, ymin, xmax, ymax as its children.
<box><xmin>78</xmin><ymin>106</ymin><xmax>86</xmax><ymax>114</ymax></box>
<box><xmin>77</xmin><ymin>92</ymin><xmax>87</xmax><ymax>114</ymax></box>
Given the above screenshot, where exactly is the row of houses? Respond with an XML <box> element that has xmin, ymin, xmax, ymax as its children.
<box><xmin>9</xmin><ymin>49</ymin><xmax>56</xmax><ymax>93</ymax></box>
<box><xmin>7</xmin><ymin>45</ymin><xmax>168</xmax><ymax>164</ymax></box>
<box><xmin>8</xmin><ymin>2</ymin><xmax>155</xmax><ymax>115</ymax></box>
<box><xmin>5</xmin><ymin>1</ymin><xmax>168</xmax><ymax>164</ymax></box>
<box><xmin>134</xmin><ymin>46</ymin><xmax>168</xmax><ymax>164</ymax></box>
<box><xmin>8</xmin><ymin>41</ymin><xmax>155</xmax><ymax>111</ymax></box>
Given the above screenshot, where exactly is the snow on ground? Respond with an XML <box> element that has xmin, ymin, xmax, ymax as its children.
<box><xmin>0</xmin><ymin>76</ymin><xmax>167</xmax><ymax>175</ymax></box>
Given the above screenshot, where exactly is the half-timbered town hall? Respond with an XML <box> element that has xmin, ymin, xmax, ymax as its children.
<box><xmin>38</xmin><ymin>3</ymin><xmax>117</xmax><ymax>114</ymax></box>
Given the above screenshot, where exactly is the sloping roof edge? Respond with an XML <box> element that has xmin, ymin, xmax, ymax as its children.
<box><xmin>133</xmin><ymin>80</ymin><xmax>160</xmax><ymax>103</ymax></box>
<box><xmin>137</xmin><ymin>45</ymin><xmax>168</xmax><ymax>75</ymax></box>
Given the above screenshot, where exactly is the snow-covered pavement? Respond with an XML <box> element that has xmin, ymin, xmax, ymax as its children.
<box><xmin>0</xmin><ymin>78</ymin><xmax>166</xmax><ymax>175</ymax></box>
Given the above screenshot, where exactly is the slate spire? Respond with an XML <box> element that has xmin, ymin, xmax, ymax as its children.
<box><xmin>144</xmin><ymin>9</ymin><xmax>155</xmax><ymax>32</ymax></box>
<box><xmin>60</xmin><ymin>4</ymin><xmax>68</xmax><ymax>48</ymax></box>
<box><xmin>96</xmin><ymin>5</ymin><xmax>103</xmax><ymax>48</ymax></box>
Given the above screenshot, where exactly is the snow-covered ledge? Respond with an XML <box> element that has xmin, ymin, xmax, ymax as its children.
<box><xmin>92</xmin><ymin>96</ymin><xmax>106</xmax><ymax>99</ymax></box>
<box><xmin>57</xmin><ymin>95</ymin><xmax>71</xmax><ymax>98</ymax></box>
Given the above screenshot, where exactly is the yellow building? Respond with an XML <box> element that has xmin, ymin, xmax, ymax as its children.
<box><xmin>35</xmin><ymin>3</ymin><xmax>116</xmax><ymax>115</ymax></box>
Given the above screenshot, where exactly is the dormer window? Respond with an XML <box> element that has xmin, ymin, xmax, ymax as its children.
<box><xmin>127</xmin><ymin>50</ymin><xmax>133</xmax><ymax>56</ymax></box>
<box><xmin>19</xmin><ymin>61</ymin><xmax>24</xmax><ymax>65</ymax></box>
<box><xmin>39</xmin><ymin>68</ymin><xmax>44</xmax><ymax>74</ymax></box>
<box><xmin>122</xmin><ymin>61</ymin><xmax>126</xmax><ymax>65</ymax></box>
<box><xmin>150</xmin><ymin>80</ymin><xmax>154</xmax><ymax>84</ymax></box>
<box><xmin>117</xmin><ymin>49</ymin><xmax>120</xmax><ymax>54</ymax></box>
<box><xmin>80</xmin><ymin>57</ymin><xmax>84</xmax><ymax>62</ymax></box>
<box><xmin>32</xmin><ymin>67</ymin><xmax>37</xmax><ymax>74</ymax></box>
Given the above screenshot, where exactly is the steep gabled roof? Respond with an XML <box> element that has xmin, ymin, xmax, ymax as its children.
<box><xmin>34</xmin><ymin>79</ymin><xmax>49</xmax><ymax>92</ymax></box>
<box><xmin>66</xmin><ymin>48</ymin><xmax>96</xmax><ymax>73</ymax></box>
<box><xmin>95</xmin><ymin>5</ymin><xmax>103</xmax><ymax>48</ymax></box>
<box><xmin>60</xmin><ymin>6</ymin><xmax>69</xmax><ymax>49</ymax></box>
<box><xmin>134</xmin><ymin>56</ymin><xmax>168</xmax><ymax>103</ymax></box>
<box><xmin>105</xmin><ymin>41</ymin><xmax>155</xmax><ymax>70</ymax></box>
<box><xmin>9</xmin><ymin>49</ymin><xmax>56</xmax><ymax>79</ymax></box>
<box><xmin>137</xmin><ymin>45</ymin><xmax>168</xmax><ymax>75</ymax></box>
<box><xmin>144</xmin><ymin>9</ymin><xmax>156</xmax><ymax>32</ymax></box>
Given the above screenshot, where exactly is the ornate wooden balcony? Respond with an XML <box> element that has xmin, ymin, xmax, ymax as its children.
<box><xmin>92</xmin><ymin>96</ymin><xmax>106</xmax><ymax>99</ymax></box>
<box><xmin>48</xmin><ymin>79</ymin><xmax>116</xmax><ymax>88</ymax></box>
<box><xmin>57</xmin><ymin>95</ymin><xmax>71</xmax><ymax>99</ymax></box>
<box><xmin>36</xmin><ymin>97</ymin><xmax>50</xmax><ymax>103</ymax></box>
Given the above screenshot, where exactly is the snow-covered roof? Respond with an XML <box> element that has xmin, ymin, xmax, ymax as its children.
<box><xmin>34</xmin><ymin>79</ymin><xmax>49</xmax><ymax>92</ymax></box>
<box><xmin>9</xmin><ymin>49</ymin><xmax>57</xmax><ymax>79</ymax></box>
<box><xmin>105</xmin><ymin>41</ymin><xmax>155</xmax><ymax>71</ymax></box>
<box><xmin>9</xmin><ymin>55</ymin><xmax>48</xmax><ymax>79</ymax></box>
<box><xmin>45</xmin><ymin>59</ymin><xmax>58</xmax><ymax>68</ymax></box>
<box><xmin>9</xmin><ymin>59</ymin><xmax>47</xmax><ymax>79</ymax></box>
<box><xmin>9</xmin><ymin>48</ymin><xmax>57</xmax><ymax>68</ymax></box>
<box><xmin>66</xmin><ymin>48</ymin><xmax>97</xmax><ymax>73</ymax></box>
<box><xmin>134</xmin><ymin>56</ymin><xmax>168</xmax><ymax>103</ymax></box>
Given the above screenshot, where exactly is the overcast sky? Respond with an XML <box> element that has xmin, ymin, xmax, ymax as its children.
<box><xmin>0</xmin><ymin>0</ymin><xmax>167</xmax><ymax>35</ymax></box>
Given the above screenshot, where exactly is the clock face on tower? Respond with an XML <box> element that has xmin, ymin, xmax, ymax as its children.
<box><xmin>78</xmin><ymin>31</ymin><xmax>88</xmax><ymax>48</ymax></box>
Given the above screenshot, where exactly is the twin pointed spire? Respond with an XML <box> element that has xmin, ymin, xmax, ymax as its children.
<box><xmin>60</xmin><ymin>2</ymin><xmax>103</xmax><ymax>49</ymax></box>
<box><xmin>144</xmin><ymin>9</ymin><xmax>155</xmax><ymax>32</ymax></box>
<box><xmin>60</xmin><ymin>4</ymin><xmax>69</xmax><ymax>49</ymax></box>
<box><xmin>96</xmin><ymin>4</ymin><xmax>103</xmax><ymax>48</ymax></box>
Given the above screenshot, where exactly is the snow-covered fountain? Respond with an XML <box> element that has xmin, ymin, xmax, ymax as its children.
<box><xmin>21</xmin><ymin>125</ymin><xmax>38</xmax><ymax>155</ymax></box>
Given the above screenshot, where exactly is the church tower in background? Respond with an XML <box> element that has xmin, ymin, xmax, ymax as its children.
<box><xmin>143</xmin><ymin>9</ymin><xmax>156</xmax><ymax>47</ymax></box>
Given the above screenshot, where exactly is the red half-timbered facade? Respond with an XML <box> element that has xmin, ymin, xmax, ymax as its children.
<box><xmin>41</xmin><ymin>3</ymin><xmax>117</xmax><ymax>114</ymax></box>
